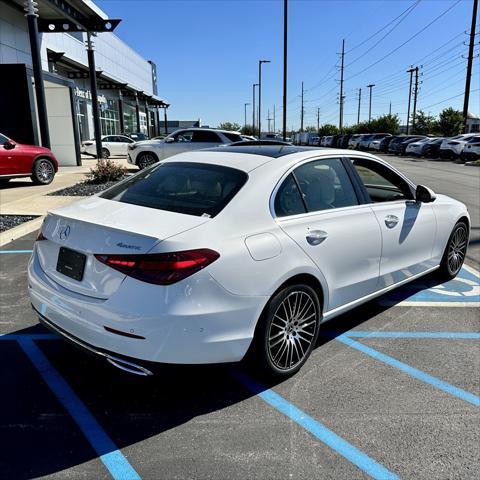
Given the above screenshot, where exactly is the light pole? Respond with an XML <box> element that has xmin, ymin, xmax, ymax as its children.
<box><xmin>258</xmin><ymin>59</ymin><xmax>270</xmax><ymax>138</ymax></box>
<box><xmin>367</xmin><ymin>84</ymin><xmax>375</xmax><ymax>122</ymax></box>
<box><xmin>252</xmin><ymin>83</ymin><xmax>259</xmax><ymax>137</ymax></box>
<box><xmin>244</xmin><ymin>102</ymin><xmax>250</xmax><ymax>131</ymax></box>
<box><xmin>282</xmin><ymin>0</ymin><xmax>288</xmax><ymax>141</ymax></box>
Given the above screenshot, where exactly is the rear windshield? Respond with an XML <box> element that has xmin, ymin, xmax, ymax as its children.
<box><xmin>101</xmin><ymin>162</ymin><xmax>248</xmax><ymax>217</ymax></box>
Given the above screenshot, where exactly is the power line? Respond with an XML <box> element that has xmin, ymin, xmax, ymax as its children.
<box><xmin>346</xmin><ymin>0</ymin><xmax>421</xmax><ymax>68</ymax></box>
<box><xmin>346</xmin><ymin>0</ymin><xmax>462</xmax><ymax>81</ymax></box>
<box><xmin>346</xmin><ymin>1</ymin><xmax>422</xmax><ymax>54</ymax></box>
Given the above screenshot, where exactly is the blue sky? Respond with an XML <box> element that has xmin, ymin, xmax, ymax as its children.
<box><xmin>97</xmin><ymin>0</ymin><xmax>478</xmax><ymax>130</ymax></box>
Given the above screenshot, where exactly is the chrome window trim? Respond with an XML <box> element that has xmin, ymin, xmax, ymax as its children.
<box><xmin>269</xmin><ymin>153</ymin><xmax>416</xmax><ymax>219</ymax></box>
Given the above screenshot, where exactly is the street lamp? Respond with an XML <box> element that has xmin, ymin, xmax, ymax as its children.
<box><xmin>244</xmin><ymin>102</ymin><xmax>250</xmax><ymax>131</ymax></box>
<box><xmin>367</xmin><ymin>84</ymin><xmax>375</xmax><ymax>122</ymax></box>
<box><xmin>258</xmin><ymin>59</ymin><xmax>270</xmax><ymax>138</ymax></box>
<box><xmin>252</xmin><ymin>83</ymin><xmax>259</xmax><ymax>137</ymax></box>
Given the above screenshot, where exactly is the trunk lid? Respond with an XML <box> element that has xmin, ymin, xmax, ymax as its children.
<box><xmin>37</xmin><ymin>196</ymin><xmax>209</xmax><ymax>298</ymax></box>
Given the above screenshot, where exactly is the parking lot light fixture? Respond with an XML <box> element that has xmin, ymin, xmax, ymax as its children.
<box><xmin>253</xmin><ymin>83</ymin><xmax>259</xmax><ymax>137</ymax></box>
<box><xmin>258</xmin><ymin>60</ymin><xmax>271</xmax><ymax>138</ymax></box>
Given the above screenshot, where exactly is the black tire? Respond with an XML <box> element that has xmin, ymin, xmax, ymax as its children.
<box><xmin>31</xmin><ymin>158</ymin><xmax>55</xmax><ymax>185</ymax></box>
<box><xmin>137</xmin><ymin>151</ymin><xmax>159</xmax><ymax>169</ymax></box>
<box><xmin>101</xmin><ymin>148</ymin><xmax>110</xmax><ymax>159</ymax></box>
<box><xmin>248</xmin><ymin>284</ymin><xmax>321</xmax><ymax>378</ymax></box>
<box><xmin>437</xmin><ymin>221</ymin><xmax>469</xmax><ymax>282</ymax></box>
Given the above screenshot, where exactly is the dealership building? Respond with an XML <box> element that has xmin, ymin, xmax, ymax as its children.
<box><xmin>0</xmin><ymin>0</ymin><xmax>169</xmax><ymax>166</ymax></box>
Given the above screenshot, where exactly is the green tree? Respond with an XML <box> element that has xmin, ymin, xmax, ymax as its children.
<box><xmin>436</xmin><ymin>108</ymin><xmax>463</xmax><ymax>137</ymax></box>
<box><xmin>218</xmin><ymin>122</ymin><xmax>241</xmax><ymax>132</ymax></box>
<box><xmin>371</xmin><ymin>114</ymin><xmax>400</xmax><ymax>134</ymax></box>
<box><xmin>240</xmin><ymin>124</ymin><xmax>255</xmax><ymax>136</ymax></box>
<box><xmin>318</xmin><ymin>124</ymin><xmax>338</xmax><ymax>136</ymax></box>
<box><xmin>413</xmin><ymin>111</ymin><xmax>436</xmax><ymax>135</ymax></box>
<box><xmin>305</xmin><ymin>126</ymin><xmax>318</xmax><ymax>132</ymax></box>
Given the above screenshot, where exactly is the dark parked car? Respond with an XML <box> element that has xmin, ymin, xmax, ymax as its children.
<box><xmin>339</xmin><ymin>133</ymin><xmax>352</xmax><ymax>148</ymax></box>
<box><xmin>423</xmin><ymin>138</ymin><xmax>444</xmax><ymax>158</ymax></box>
<box><xmin>330</xmin><ymin>134</ymin><xmax>341</xmax><ymax>148</ymax></box>
<box><xmin>0</xmin><ymin>133</ymin><xmax>58</xmax><ymax>185</ymax></box>
<box><xmin>379</xmin><ymin>135</ymin><xmax>396</xmax><ymax>153</ymax></box>
<box><xmin>398</xmin><ymin>136</ymin><xmax>426</xmax><ymax>155</ymax></box>
<box><xmin>388</xmin><ymin>135</ymin><xmax>423</xmax><ymax>155</ymax></box>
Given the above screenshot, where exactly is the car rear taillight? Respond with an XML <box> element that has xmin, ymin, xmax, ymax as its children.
<box><xmin>36</xmin><ymin>231</ymin><xmax>46</xmax><ymax>241</ymax></box>
<box><xmin>94</xmin><ymin>249</ymin><xmax>220</xmax><ymax>285</ymax></box>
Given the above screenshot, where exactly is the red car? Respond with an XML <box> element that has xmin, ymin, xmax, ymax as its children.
<box><xmin>0</xmin><ymin>133</ymin><xmax>58</xmax><ymax>185</ymax></box>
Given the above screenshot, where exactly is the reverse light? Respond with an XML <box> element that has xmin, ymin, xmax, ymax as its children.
<box><xmin>94</xmin><ymin>249</ymin><xmax>220</xmax><ymax>285</ymax></box>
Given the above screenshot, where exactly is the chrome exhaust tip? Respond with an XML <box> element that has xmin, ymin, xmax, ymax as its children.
<box><xmin>106</xmin><ymin>355</ymin><xmax>154</xmax><ymax>376</ymax></box>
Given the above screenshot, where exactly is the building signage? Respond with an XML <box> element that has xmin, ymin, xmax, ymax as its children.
<box><xmin>74</xmin><ymin>87</ymin><xmax>107</xmax><ymax>104</ymax></box>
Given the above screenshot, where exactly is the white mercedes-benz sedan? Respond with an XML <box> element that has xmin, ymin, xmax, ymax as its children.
<box><xmin>28</xmin><ymin>146</ymin><xmax>470</xmax><ymax>377</ymax></box>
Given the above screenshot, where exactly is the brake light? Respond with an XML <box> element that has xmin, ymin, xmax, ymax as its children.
<box><xmin>94</xmin><ymin>249</ymin><xmax>220</xmax><ymax>285</ymax></box>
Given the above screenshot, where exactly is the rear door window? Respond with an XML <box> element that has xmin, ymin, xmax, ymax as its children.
<box><xmin>192</xmin><ymin>131</ymin><xmax>222</xmax><ymax>143</ymax></box>
<box><xmin>101</xmin><ymin>162</ymin><xmax>248</xmax><ymax>217</ymax></box>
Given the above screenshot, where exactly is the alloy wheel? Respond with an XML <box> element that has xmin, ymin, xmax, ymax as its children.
<box><xmin>36</xmin><ymin>160</ymin><xmax>54</xmax><ymax>182</ymax></box>
<box><xmin>267</xmin><ymin>291</ymin><xmax>318</xmax><ymax>371</ymax></box>
<box><xmin>447</xmin><ymin>224</ymin><xmax>468</xmax><ymax>275</ymax></box>
<box><xmin>138</xmin><ymin>153</ymin><xmax>156</xmax><ymax>169</ymax></box>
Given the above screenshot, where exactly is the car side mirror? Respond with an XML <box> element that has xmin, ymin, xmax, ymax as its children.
<box><xmin>3</xmin><ymin>140</ymin><xmax>16</xmax><ymax>150</ymax></box>
<box><xmin>416</xmin><ymin>184</ymin><xmax>436</xmax><ymax>203</ymax></box>
<box><xmin>165</xmin><ymin>137</ymin><xmax>174</xmax><ymax>143</ymax></box>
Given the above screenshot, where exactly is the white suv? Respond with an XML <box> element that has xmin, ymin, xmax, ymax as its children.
<box><xmin>128</xmin><ymin>128</ymin><xmax>243</xmax><ymax>169</ymax></box>
<box><xmin>439</xmin><ymin>134</ymin><xmax>480</xmax><ymax>160</ymax></box>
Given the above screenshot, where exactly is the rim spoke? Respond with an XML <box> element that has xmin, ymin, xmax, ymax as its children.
<box><xmin>268</xmin><ymin>290</ymin><xmax>318</xmax><ymax>371</ymax></box>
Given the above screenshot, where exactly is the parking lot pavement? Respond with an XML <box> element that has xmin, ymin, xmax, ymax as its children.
<box><xmin>1</xmin><ymin>232</ymin><xmax>479</xmax><ymax>479</ymax></box>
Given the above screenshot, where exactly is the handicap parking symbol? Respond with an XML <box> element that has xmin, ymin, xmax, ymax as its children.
<box><xmin>380</xmin><ymin>264</ymin><xmax>480</xmax><ymax>307</ymax></box>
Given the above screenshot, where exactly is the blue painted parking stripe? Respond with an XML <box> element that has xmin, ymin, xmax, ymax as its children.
<box><xmin>230</xmin><ymin>368</ymin><xmax>399</xmax><ymax>480</ymax></box>
<box><xmin>0</xmin><ymin>249</ymin><xmax>33</xmax><ymax>254</ymax></box>
<box><xmin>337</xmin><ymin>334</ymin><xmax>480</xmax><ymax>407</ymax></box>
<box><xmin>18</xmin><ymin>338</ymin><xmax>141</xmax><ymax>480</ymax></box>
<box><xmin>342</xmin><ymin>331</ymin><xmax>480</xmax><ymax>339</ymax></box>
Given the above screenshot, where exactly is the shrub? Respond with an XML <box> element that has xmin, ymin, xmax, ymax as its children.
<box><xmin>86</xmin><ymin>159</ymin><xmax>127</xmax><ymax>184</ymax></box>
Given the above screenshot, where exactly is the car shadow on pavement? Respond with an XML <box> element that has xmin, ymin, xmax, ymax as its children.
<box><xmin>0</xmin><ymin>267</ymin><xmax>473</xmax><ymax>478</ymax></box>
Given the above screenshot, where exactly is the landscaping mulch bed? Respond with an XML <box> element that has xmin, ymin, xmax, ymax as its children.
<box><xmin>47</xmin><ymin>177</ymin><xmax>127</xmax><ymax>197</ymax></box>
<box><xmin>0</xmin><ymin>215</ymin><xmax>39</xmax><ymax>233</ymax></box>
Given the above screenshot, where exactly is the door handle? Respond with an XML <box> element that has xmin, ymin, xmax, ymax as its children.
<box><xmin>384</xmin><ymin>215</ymin><xmax>399</xmax><ymax>228</ymax></box>
<box><xmin>306</xmin><ymin>230</ymin><xmax>328</xmax><ymax>245</ymax></box>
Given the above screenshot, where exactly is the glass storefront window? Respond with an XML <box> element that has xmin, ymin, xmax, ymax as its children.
<box><xmin>123</xmin><ymin>103</ymin><xmax>137</xmax><ymax>134</ymax></box>
<box><xmin>99</xmin><ymin>98</ymin><xmax>119</xmax><ymax>136</ymax></box>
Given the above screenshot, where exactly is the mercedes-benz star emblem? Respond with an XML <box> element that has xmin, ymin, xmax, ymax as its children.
<box><xmin>59</xmin><ymin>225</ymin><xmax>71</xmax><ymax>241</ymax></box>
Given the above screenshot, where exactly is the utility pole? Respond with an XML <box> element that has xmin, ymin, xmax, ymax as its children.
<box><xmin>244</xmin><ymin>102</ymin><xmax>250</xmax><ymax>131</ymax></box>
<box><xmin>266</xmin><ymin>109</ymin><xmax>271</xmax><ymax>133</ymax></box>
<box><xmin>252</xmin><ymin>83</ymin><xmax>258</xmax><ymax>137</ymax></box>
<box><xmin>273</xmin><ymin>104</ymin><xmax>276</xmax><ymax>133</ymax></box>
<box><xmin>282</xmin><ymin>0</ymin><xmax>288</xmax><ymax>140</ymax></box>
<box><xmin>412</xmin><ymin>66</ymin><xmax>420</xmax><ymax>132</ymax></box>
<box><xmin>300</xmin><ymin>81</ymin><xmax>305</xmax><ymax>131</ymax></box>
<box><xmin>357</xmin><ymin>88</ymin><xmax>362</xmax><ymax>124</ymax></box>
<box><xmin>406</xmin><ymin>67</ymin><xmax>415</xmax><ymax>134</ymax></box>
<box><xmin>389</xmin><ymin>101</ymin><xmax>392</xmax><ymax>115</ymax></box>
<box><xmin>339</xmin><ymin>39</ymin><xmax>345</xmax><ymax>132</ymax></box>
<box><xmin>367</xmin><ymin>84</ymin><xmax>375</xmax><ymax>122</ymax></box>
<box><xmin>463</xmin><ymin>0</ymin><xmax>478</xmax><ymax>133</ymax></box>
<box><xmin>317</xmin><ymin>107</ymin><xmax>320</xmax><ymax>133</ymax></box>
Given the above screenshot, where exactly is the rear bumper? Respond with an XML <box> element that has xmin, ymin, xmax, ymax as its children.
<box><xmin>461</xmin><ymin>151</ymin><xmax>479</xmax><ymax>161</ymax></box>
<box><xmin>28</xmin><ymin>250</ymin><xmax>267</xmax><ymax>365</ymax></box>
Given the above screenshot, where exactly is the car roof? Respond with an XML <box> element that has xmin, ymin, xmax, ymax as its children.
<box><xmin>161</xmin><ymin>146</ymin><xmax>380</xmax><ymax>173</ymax></box>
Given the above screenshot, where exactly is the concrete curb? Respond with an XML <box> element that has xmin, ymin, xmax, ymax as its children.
<box><xmin>0</xmin><ymin>216</ymin><xmax>44</xmax><ymax>247</ymax></box>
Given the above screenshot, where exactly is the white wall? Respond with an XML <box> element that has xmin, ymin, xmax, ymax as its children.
<box><xmin>0</xmin><ymin>2</ymin><xmax>32</xmax><ymax>65</ymax></box>
<box><xmin>44</xmin><ymin>80</ymin><xmax>77</xmax><ymax>166</ymax></box>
